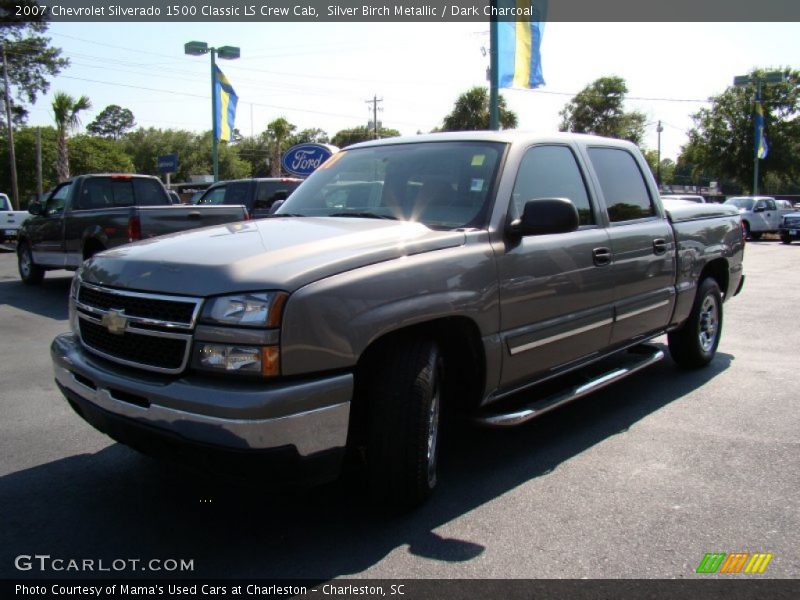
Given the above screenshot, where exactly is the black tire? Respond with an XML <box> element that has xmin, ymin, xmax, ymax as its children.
<box><xmin>749</xmin><ymin>231</ymin><xmax>762</xmax><ymax>241</ymax></box>
<box><xmin>781</xmin><ymin>235</ymin><xmax>792</xmax><ymax>245</ymax></box>
<box><xmin>668</xmin><ymin>278</ymin><xmax>723</xmax><ymax>369</ymax></box>
<box><xmin>17</xmin><ymin>242</ymin><xmax>45</xmax><ymax>285</ymax></box>
<box><xmin>363</xmin><ymin>335</ymin><xmax>444</xmax><ymax>509</ymax></box>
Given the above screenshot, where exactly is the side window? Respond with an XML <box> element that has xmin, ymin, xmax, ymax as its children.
<box><xmin>198</xmin><ymin>186</ymin><xmax>226</xmax><ymax>205</ymax></box>
<box><xmin>754</xmin><ymin>200</ymin><xmax>766</xmax><ymax>211</ymax></box>
<box><xmin>45</xmin><ymin>183</ymin><xmax>71</xmax><ymax>216</ymax></box>
<box><xmin>134</xmin><ymin>179</ymin><xmax>168</xmax><ymax>206</ymax></box>
<box><xmin>511</xmin><ymin>145</ymin><xmax>595</xmax><ymax>225</ymax></box>
<box><xmin>110</xmin><ymin>180</ymin><xmax>135</xmax><ymax>207</ymax></box>
<box><xmin>588</xmin><ymin>147</ymin><xmax>656</xmax><ymax>223</ymax></box>
<box><xmin>255</xmin><ymin>182</ymin><xmax>295</xmax><ymax>210</ymax></box>
<box><xmin>765</xmin><ymin>199</ymin><xmax>776</xmax><ymax>211</ymax></box>
<box><xmin>224</xmin><ymin>182</ymin><xmax>251</xmax><ymax>206</ymax></box>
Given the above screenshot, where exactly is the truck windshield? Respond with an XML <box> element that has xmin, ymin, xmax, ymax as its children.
<box><xmin>725</xmin><ymin>197</ymin><xmax>755</xmax><ymax>210</ymax></box>
<box><xmin>275</xmin><ymin>141</ymin><xmax>505</xmax><ymax>230</ymax></box>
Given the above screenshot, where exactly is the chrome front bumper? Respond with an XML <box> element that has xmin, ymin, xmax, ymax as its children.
<box><xmin>51</xmin><ymin>333</ymin><xmax>352</xmax><ymax>457</ymax></box>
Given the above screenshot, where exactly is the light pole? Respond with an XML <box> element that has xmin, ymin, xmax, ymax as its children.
<box><xmin>733</xmin><ymin>71</ymin><xmax>785</xmax><ymax>196</ymax></box>
<box><xmin>184</xmin><ymin>41</ymin><xmax>240</xmax><ymax>182</ymax></box>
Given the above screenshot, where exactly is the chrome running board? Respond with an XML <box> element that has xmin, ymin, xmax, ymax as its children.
<box><xmin>474</xmin><ymin>345</ymin><xmax>664</xmax><ymax>427</ymax></box>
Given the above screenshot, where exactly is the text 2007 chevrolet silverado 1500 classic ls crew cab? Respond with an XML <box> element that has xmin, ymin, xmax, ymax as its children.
<box><xmin>51</xmin><ymin>132</ymin><xmax>745</xmax><ymax>508</ymax></box>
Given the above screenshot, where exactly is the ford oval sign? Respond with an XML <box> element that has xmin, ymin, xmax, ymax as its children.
<box><xmin>282</xmin><ymin>143</ymin><xmax>337</xmax><ymax>178</ymax></box>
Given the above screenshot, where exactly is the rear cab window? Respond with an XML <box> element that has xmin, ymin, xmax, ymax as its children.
<box><xmin>587</xmin><ymin>147</ymin><xmax>656</xmax><ymax>223</ymax></box>
<box><xmin>133</xmin><ymin>178</ymin><xmax>169</xmax><ymax>206</ymax></box>
<box><xmin>255</xmin><ymin>181</ymin><xmax>301</xmax><ymax>211</ymax></box>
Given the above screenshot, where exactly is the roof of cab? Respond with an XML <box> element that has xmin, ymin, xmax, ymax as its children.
<box><xmin>346</xmin><ymin>130</ymin><xmax>637</xmax><ymax>151</ymax></box>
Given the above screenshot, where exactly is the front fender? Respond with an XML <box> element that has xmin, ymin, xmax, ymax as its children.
<box><xmin>280</xmin><ymin>238</ymin><xmax>499</xmax><ymax>376</ymax></box>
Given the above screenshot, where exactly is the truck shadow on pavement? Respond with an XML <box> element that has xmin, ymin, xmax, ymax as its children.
<box><xmin>0</xmin><ymin>349</ymin><xmax>732</xmax><ymax>579</ymax></box>
<box><xmin>0</xmin><ymin>273</ymin><xmax>72</xmax><ymax>321</ymax></box>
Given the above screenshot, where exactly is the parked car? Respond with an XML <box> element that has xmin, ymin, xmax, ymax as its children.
<box><xmin>0</xmin><ymin>192</ymin><xmax>31</xmax><ymax>243</ymax></box>
<box><xmin>196</xmin><ymin>177</ymin><xmax>302</xmax><ymax>219</ymax></box>
<box><xmin>779</xmin><ymin>211</ymin><xmax>800</xmax><ymax>244</ymax></box>
<box><xmin>723</xmin><ymin>196</ymin><xmax>794</xmax><ymax>239</ymax></box>
<box><xmin>51</xmin><ymin>132</ymin><xmax>744</xmax><ymax>508</ymax></box>
<box><xmin>17</xmin><ymin>174</ymin><xmax>248</xmax><ymax>284</ymax></box>
<box><xmin>661</xmin><ymin>194</ymin><xmax>705</xmax><ymax>203</ymax></box>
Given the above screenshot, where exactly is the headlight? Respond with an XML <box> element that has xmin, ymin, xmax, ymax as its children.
<box><xmin>70</xmin><ymin>271</ymin><xmax>81</xmax><ymax>300</ymax></box>
<box><xmin>200</xmin><ymin>292</ymin><xmax>287</xmax><ymax>328</ymax></box>
<box><xmin>193</xmin><ymin>344</ymin><xmax>280</xmax><ymax>377</ymax></box>
<box><xmin>69</xmin><ymin>272</ymin><xmax>81</xmax><ymax>336</ymax></box>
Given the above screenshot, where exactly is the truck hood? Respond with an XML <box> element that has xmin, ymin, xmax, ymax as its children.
<box><xmin>82</xmin><ymin>217</ymin><xmax>466</xmax><ymax>296</ymax></box>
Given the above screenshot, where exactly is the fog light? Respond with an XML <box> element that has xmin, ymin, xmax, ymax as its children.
<box><xmin>195</xmin><ymin>343</ymin><xmax>280</xmax><ymax>377</ymax></box>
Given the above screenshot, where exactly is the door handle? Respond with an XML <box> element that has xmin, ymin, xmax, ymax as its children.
<box><xmin>653</xmin><ymin>238</ymin><xmax>668</xmax><ymax>255</ymax></box>
<box><xmin>592</xmin><ymin>247</ymin><xmax>611</xmax><ymax>266</ymax></box>
<box><xmin>187</xmin><ymin>211</ymin><xmax>202</xmax><ymax>219</ymax></box>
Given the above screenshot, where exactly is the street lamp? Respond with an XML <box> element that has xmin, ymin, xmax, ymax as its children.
<box><xmin>733</xmin><ymin>71</ymin><xmax>786</xmax><ymax>196</ymax></box>
<box><xmin>184</xmin><ymin>40</ymin><xmax>240</xmax><ymax>182</ymax></box>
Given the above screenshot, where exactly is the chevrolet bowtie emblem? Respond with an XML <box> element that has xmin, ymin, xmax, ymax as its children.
<box><xmin>101</xmin><ymin>310</ymin><xmax>128</xmax><ymax>335</ymax></box>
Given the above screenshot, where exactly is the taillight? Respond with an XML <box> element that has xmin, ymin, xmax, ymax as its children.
<box><xmin>128</xmin><ymin>215</ymin><xmax>142</xmax><ymax>242</ymax></box>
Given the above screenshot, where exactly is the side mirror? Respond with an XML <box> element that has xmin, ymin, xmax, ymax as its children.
<box><xmin>508</xmin><ymin>198</ymin><xmax>579</xmax><ymax>237</ymax></box>
<box><xmin>753</xmin><ymin>204</ymin><xmax>765</xmax><ymax>213</ymax></box>
<box><xmin>269</xmin><ymin>199</ymin><xmax>285</xmax><ymax>214</ymax></box>
<box><xmin>28</xmin><ymin>200</ymin><xmax>44</xmax><ymax>216</ymax></box>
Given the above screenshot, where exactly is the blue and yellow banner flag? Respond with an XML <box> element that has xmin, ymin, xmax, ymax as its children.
<box><xmin>497</xmin><ymin>1</ymin><xmax>545</xmax><ymax>89</ymax></box>
<box><xmin>214</xmin><ymin>65</ymin><xmax>238</xmax><ymax>142</ymax></box>
<box><xmin>755</xmin><ymin>98</ymin><xmax>768</xmax><ymax>159</ymax></box>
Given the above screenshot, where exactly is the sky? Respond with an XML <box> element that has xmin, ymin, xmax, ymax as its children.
<box><xmin>22</xmin><ymin>21</ymin><xmax>800</xmax><ymax>162</ymax></box>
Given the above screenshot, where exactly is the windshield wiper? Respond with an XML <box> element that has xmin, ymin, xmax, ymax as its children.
<box><xmin>267</xmin><ymin>213</ymin><xmax>307</xmax><ymax>218</ymax></box>
<box><xmin>328</xmin><ymin>211</ymin><xmax>397</xmax><ymax>220</ymax></box>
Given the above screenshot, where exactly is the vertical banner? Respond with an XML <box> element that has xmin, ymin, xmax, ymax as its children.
<box><xmin>214</xmin><ymin>65</ymin><xmax>238</xmax><ymax>142</ymax></box>
<box><xmin>755</xmin><ymin>95</ymin><xmax>768</xmax><ymax>159</ymax></box>
<box><xmin>497</xmin><ymin>1</ymin><xmax>545</xmax><ymax>89</ymax></box>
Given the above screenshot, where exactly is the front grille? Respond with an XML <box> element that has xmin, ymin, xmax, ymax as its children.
<box><xmin>80</xmin><ymin>319</ymin><xmax>187</xmax><ymax>371</ymax></box>
<box><xmin>78</xmin><ymin>285</ymin><xmax>196</xmax><ymax>325</ymax></box>
<box><xmin>784</xmin><ymin>217</ymin><xmax>800</xmax><ymax>227</ymax></box>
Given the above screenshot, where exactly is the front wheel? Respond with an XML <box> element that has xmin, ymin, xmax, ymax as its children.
<box><xmin>668</xmin><ymin>278</ymin><xmax>722</xmax><ymax>369</ymax></box>
<box><xmin>781</xmin><ymin>235</ymin><xmax>792</xmax><ymax>245</ymax></box>
<box><xmin>363</xmin><ymin>335</ymin><xmax>444</xmax><ymax>509</ymax></box>
<box><xmin>749</xmin><ymin>231</ymin><xmax>762</xmax><ymax>241</ymax></box>
<box><xmin>18</xmin><ymin>242</ymin><xmax>45</xmax><ymax>285</ymax></box>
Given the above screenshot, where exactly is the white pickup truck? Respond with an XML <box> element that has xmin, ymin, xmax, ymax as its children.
<box><xmin>0</xmin><ymin>193</ymin><xmax>31</xmax><ymax>243</ymax></box>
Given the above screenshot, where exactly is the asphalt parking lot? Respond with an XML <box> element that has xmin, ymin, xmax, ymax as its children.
<box><xmin>0</xmin><ymin>240</ymin><xmax>797</xmax><ymax>580</ymax></box>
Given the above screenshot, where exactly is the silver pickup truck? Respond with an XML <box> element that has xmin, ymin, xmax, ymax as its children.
<box><xmin>51</xmin><ymin>132</ymin><xmax>745</xmax><ymax>508</ymax></box>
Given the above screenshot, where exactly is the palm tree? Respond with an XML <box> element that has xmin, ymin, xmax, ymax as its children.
<box><xmin>52</xmin><ymin>92</ymin><xmax>92</xmax><ymax>182</ymax></box>
<box><xmin>441</xmin><ymin>87</ymin><xmax>518</xmax><ymax>131</ymax></box>
<box><xmin>266</xmin><ymin>117</ymin><xmax>296</xmax><ymax>176</ymax></box>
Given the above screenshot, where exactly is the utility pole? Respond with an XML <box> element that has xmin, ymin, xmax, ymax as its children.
<box><xmin>489</xmin><ymin>4</ymin><xmax>499</xmax><ymax>131</ymax></box>
<box><xmin>35</xmin><ymin>127</ymin><xmax>42</xmax><ymax>200</ymax></box>
<box><xmin>656</xmin><ymin>120</ymin><xmax>663</xmax><ymax>187</ymax></box>
<box><xmin>1</xmin><ymin>44</ymin><xmax>20</xmax><ymax>209</ymax></box>
<box><xmin>365</xmin><ymin>95</ymin><xmax>383</xmax><ymax>139</ymax></box>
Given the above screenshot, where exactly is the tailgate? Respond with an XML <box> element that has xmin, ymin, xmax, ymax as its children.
<box><xmin>137</xmin><ymin>205</ymin><xmax>248</xmax><ymax>238</ymax></box>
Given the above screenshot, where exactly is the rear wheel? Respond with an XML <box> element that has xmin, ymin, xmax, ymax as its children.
<box><xmin>781</xmin><ymin>235</ymin><xmax>792</xmax><ymax>245</ymax></box>
<box><xmin>362</xmin><ymin>335</ymin><xmax>444</xmax><ymax>509</ymax></box>
<box><xmin>668</xmin><ymin>278</ymin><xmax>722</xmax><ymax>369</ymax></box>
<box><xmin>17</xmin><ymin>242</ymin><xmax>45</xmax><ymax>285</ymax></box>
<box><xmin>749</xmin><ymin>231</ymin><xmax>762</xmax><ymax>241</ymax></box>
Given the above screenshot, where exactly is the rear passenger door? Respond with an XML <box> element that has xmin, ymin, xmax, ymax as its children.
<box><xmin>586</xmin><ymin>146</ymin><xmax>676</xmax><ymax>346</ymax></box>
<box><xmin>498</xmin><ymin>144</ymin><xmax>614</xmax><ymax>388</ymax></box>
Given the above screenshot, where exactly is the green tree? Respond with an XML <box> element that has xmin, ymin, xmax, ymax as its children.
<box><xmin>0</xmin><ymin>125</ymin><xmax>57</xmax><ymax>203</ymax></box>
<box><xmin>331</xmin><ymin>126</ymin><xmax>401</xmax><ymax>148</ymax></box>
<box><xmin>51</xmin><ymin>91</ymin><xmax>91</xmax><ymax>182</ymax></box>
<box><xmin>682</xmin><ymin>68</ymin><xmax>800</xmax><ymax>193</ymax></box>
<box><xmin>289</xmin><ymin>128</ymin><xmax>329</xmax><ymax>146</ymax></box>
<box><xmin>643</xmin><ymin>149</ymin><xmax>676</xmax><ymax>185</ymax></box>
<box><xmin>265</xmin><ymin>117</ymin><xmax>296</xmax><ymax>176</ymax></box>
<box><xmin>235</xmin><ymin>133</ymin><xmax>270</xmax><ymax>177</ymax></box>
<box><xmin>0</xmin><ymin>3</ymin><xmax>69</xmax><ymax>124</ymax></box>
<box><xmin>86</xmin><ymin>104</ymin><xmax>136</xmax><ymax>139</ymax></box>
<box><xmin>68</xmin><ymin>135</ymin><xmax>134</xmax><ymax>175</ymax></box>
<box><xmin>441</xmin><ymin>86</ymin><xmax>517</xmax><ymax>131</ymax></box>
<box><xmin>559</xmin><ymin>76</ymin><xmax>646</xmax><ymax>144</ymax></box>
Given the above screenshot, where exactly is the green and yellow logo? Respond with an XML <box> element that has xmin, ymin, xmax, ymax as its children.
<box><xmin>696</xmin><ymin>552</ymin><xmax>773</xmax><ymax>574</ymax></box>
